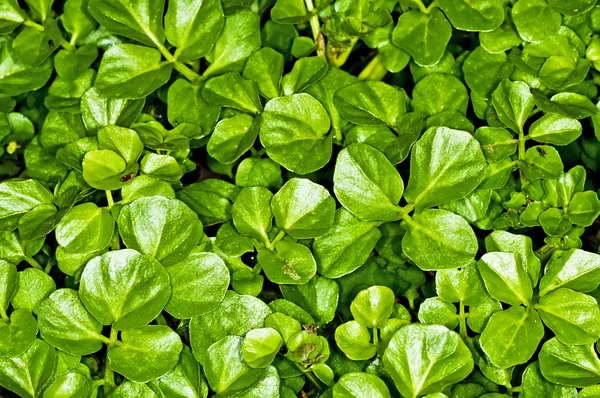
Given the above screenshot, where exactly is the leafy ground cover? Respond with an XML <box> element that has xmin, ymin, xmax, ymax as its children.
<box><xmin>3</xmin><ymin>0</ymin><xmax>600</xmax><ymax>397</ymax></box>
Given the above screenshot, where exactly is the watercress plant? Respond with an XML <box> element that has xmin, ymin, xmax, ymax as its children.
<box><xmin>2</xmin><ymin>0</ymin><xmax>600</xmax><ymax>397</ymax></box>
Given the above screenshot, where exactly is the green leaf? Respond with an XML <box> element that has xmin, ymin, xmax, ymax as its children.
<box><xmin>475</xmin><ymin>127</ymin><xmax>517</xmax><ymax>162</ymax></box>
<box><xmin>271</xmin><ymin>0</ymin><xmax>309</xmax><ymax>24</ymax></box>
<box><xmin>165</xmin><ymin>250</ymin><xmax>230</xmax><ymax>319</ymax></box>
<box><xmin>334</xmin><ymin>321</ymin><xmax>377</xmax><ymax>361</ymax></box>
<box><xmin>95</xmin><ymin>44</ymin><xmax>173</xmax><ymax>99</ymax></box>
<box><xmin>521</xmin><ymin>361</ymin><xmax>577</xmax><ymax>398</ymax></box>
<box><xmin>79</xmin><ymin>249</ymin><xmax>170</xmax><ymax>330</ymax></box>
<box><xmin>152</xmin><ymin>345</ymin><xmax>209</xmax><ymax>398</ymax></box>
<box><xmin>204</xmin><ymin>336</ymin><xmax>266</xmax><ymax>394</ymax></box>
<box><xmin>204</xmin><ymin>10</ymin><xmax>261</xmax><ymax>76</ymax></box>
<box><xmin>62</xmin><ymin>0</ymin><xmax>96</xmax><ymax>44</ymax></box>
<box><xmin>418</xmin><ymin>297</ymin><xmax>459</xmax><ymax>329</ymax></box>
<box><xmin>536</xmin><ymin>288</ymin><xmax>600</xmax><ymax>345</ymax></box>
<box><xmin>10</xmin><ymin>268</ymin><xmax>55</xmax><ymax>312</ymax></box>
<box><xmin>242</xmin><ymin>47</ymin><xmax>284</xmax><ymax>99</ymax></box>
<box><xmin>257</xmin><ymin>240</ymin><xmax>317</xmax><ymax>284</ymax></box>
<box><xmin>118</xmin><ymin>196</ymin><xmax>203</xmax><ymax>266</ymax></box>
<box><xmin>202</xmin><ymin>72</ymin><xmax>263</xmax><ymax>114</ymax></box>
<box><xmin>313</xmin><ymin>208</ymin><xmax>381</xmax><ymax>279</ymax></box>
<box><xmin>480</xmin><ymin>306</ymin><xmax>544</xmax><ymax>368</ymax></box>
<box><xmin>568</xmin><ymin>191</ymin><xmax>600</xmax><ymax>227</ymax></box>
<box><xmin>540</xmin><ymin>249</ymin><xmax>600</xmax><ymax>295</ymax></box>
<box><xmin>177</xmin><ymin>179</ymin><xmax>239</xmax><ymax>226</ymax></box>
<box><xmin>190</xmin><ymin>291</ymin><xmax>271</xmax><ymax>365</ymax></box>
<box><xmin>333</xmin><ymin>143</ymin><xmax>403</xmax><ymax>221</ymax></box>
<box><xmin>82</xmin><ymin>149</ymin><xmax>136</xmax><ymax>190</ymax></box>
<box><xmin>280</xmin><ymin>275</ymin><xmax>339</xmax><ymax>326</ymax></box>
<box><xmin>435</xmin><ymin>262</ymin><xmax>488</xmax><ymax>306</ymax></box>
<box><xmin>539</xmin><ymin>338</ymin><xmax>600</xmax><ymax>387</ymax></box>
<box><xmin>402</xmin><ymin>209</ymin><xmax>479</xmax><ymax>270</ymax></box>
<box><xmin>0</xmin><ymin>38</ymin><xmax>53</xmax><ymax>96</ymax></box>
<box><xmin>0</xmin><ymin>309</ymin><xmax>37</xmax><ymax>357</ymax></box>
<box><xmin>260</xmin><ymin>93</ymin><xmax>332</xmax><ymax>174</ymax></box>
<box><xmin>108</xmin><ymin>325</ymin><xmax>183</xmax><ymax>382</ymax></box>
<box><xmin>382</xmin><ymin>324</ymin><xmax>473</xmax><ymax>397</ymax></box>
<box><xmin>98</xmin><ymin>125</ymin><xmax>144</xmax><ymax>165</ymax></box>
<box><xmin>167</xmin><ymin>79</ymin><xmax>220</xmax><ymax>138</ymax></box>
<box><xmin>242</xmin><ymin>327</ymin><xmax>283</xmax><ymax>368</ymax></box>
<box><xmin>350</xmin><ymin>285</ymin><xmax>395</xmax><ymax>328</ymax></box>
<box><xmin>88</xmin><ymin>0</ymin><xmax>166</xmax><ymax>47</ymax></box>
<box><xmin>37</xmin><ymin>289</ymin><xmax>104</xmax><ymax>355</ymax></box>
<box><xmin>404</xmin><ymin>127</ymin><xmax>487</xmax><ymax>212</ymax></box>
<box><xmin>333</xmin><ymin>373</ymin><xmax>391</xmax><ymax>398</ymax></box>
<box><xmin>55</xmin><ymin>203</ymin><xmax>114</xmax><ymax>254</ymax></box>
<box><xmin>0</xmin><ymin>0</ymin><xmax>25</xmax><ymax>34</ymax></box>
<box><xmin>392</xmin><ymin>9</ymin><xmax>452</xmax><ymax>66</ymax></box>
<box><xmin>521</xmin><ymin>146</ymin><xmax>564</xmax><ymax>180</ymax></box>
<box><xmin>110</xmin><ymin>381</ymin><xmax>158</xmax><ymax>398</ymax></box>
<box><xmin>231</xmin><ymin>187</ymin><xmax>273</xmax><ymax>244</ymax></box>
<box><xmin>491</xmin><ymin>79</ymin><xmax>534</xmax><ymax>133</ymax></box>
<box><xmin>412</xmin><ymin>73</ymin><xmax>468</xmax><ymax>117</ymax></box>
<box><xmin>547</xmin><ymin>0</ymin><xmax>596</xmax><ymax>15</ymax></box>
<box><xmin>165</xmin><ymin>0</ymin><xmax>224</xmax><ymax>61</ymax></box>
<box><xmin>235</xmin><ymin>157</ymin><xmax>283</xmax><ymax>190</ymax></box>
<box><xmin>0</xmin><ymin>259</ymin><xmax>16</xmax><ymax>312</ymax></box>
<box><xmin>80</xmin><ymin>87</ymin><xmax>145</xmax><ymax>135</ymax></box>
<box><xmin>484</xmin><ymin>230</ymin><xmax>541</xmax><ymax>286</ymax></box>
<box><xmin>478</xmin><ymin>252</ymin><xmax>533</xmax><ymax>306</ymax></box>
<box><xmin>0</xmin><ymin>179</ymin><xmax>54</xmax><ymax>231</ymax></box>
<box><xmin>42</xmin><ymin>371</ymin><xmax>94</xmax><ymax>398</ymax></box>
<box><xmin>282</xmin><ymin>56</ymin><xmax>328</xmax><ymax>96</ymax></box>
<box><xmin>438</xmin><ymin>0</ymin><xmax>504</xmax><ymax>32</ymax></box>
<box><xmin>272</xmin><ymin>178</ymin><xmax>335</xmax><ymax>239</ymax></box>
<box><xmin>463</xmin><ymin>46</ymin><xmax>515</xmax><ymax>98</ymax></box>
<box><xmin>140</xmin><ymin>153</ymin><xmax>184</xmax><ymax>182</ymax></box>
<box><xmin>334</xmin><ymin>81</ymin><xmax>408</xmax><ymax>126</ymax></box>
<box><xmin>207</xmin><ymin>114</ymin><xmax>259</xmax><ymax>164</ymax></box>
<box><xmin>12</xmin><ymin>19</ymin><xmax>62</xmax><ymax>68</ymax></box>
<box><xmin>512</xmin><ymin>0</ymin><xmax>561</xmax><ymax>43</ymax></box>
<box><xmin>0</xmin><ymin>339</ymin><xmax>56</xmax><ymax>398</ymax></box>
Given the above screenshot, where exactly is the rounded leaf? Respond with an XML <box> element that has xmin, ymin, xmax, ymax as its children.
<box><xmin>118</xmin><ymin>196</ymin><xmax>203</xmax><ymax>266</ymax></box>
<box><xmin>80</xmin><ymin>249</ymin><xmax>171</xmax><ymax>330</ymax></box>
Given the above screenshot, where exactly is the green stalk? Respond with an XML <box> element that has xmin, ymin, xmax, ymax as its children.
<box><xmin>156</xmin><ymin>43</ymin><xmax>202</xmax><ymax>82</ymax></box>
<box><xmin>103</xmin><ymin>327</ymin><xmax>118</xmax><ymax>396</ymax></box>
<box><xmin>23</xmin><ymin>20</ymin><xmax>44</xmax><ymax>31</ymax></box>
<box><xmin>357</xmin><ymin>54</ymin><xmax>387</xmax><ymax>81</ymax></box>
<box><xmin>105</xmin><ymin>190</ymin><xmax>114</xmax><ymax>210</ymax></box>
<box><xmin>25</xmin><ymin>257</ymin><xmax>44</xmax><ymax>272</ymax></box>
<box><xmin>267</xmin><ymin>230</ymin><xmax>286</xmax><ymax>250</ymax></box>
<box><xmin>372</xmin><ymin>327</ymin><xmax>379</xmax><ymax>345</ymax></box>
<box><xmin>305</xmin><ymin>0</ymin><xmax>326</xmax><ymax>61</ymax></box>
<box><xmin>459</xmin><ymin>301</ymin><xmax>467</xmax><ymax>341</ymax></box>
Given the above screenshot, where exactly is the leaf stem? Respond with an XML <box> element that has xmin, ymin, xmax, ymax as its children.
<box><xmin>459</xmin><ymin>300</ymin><xmax>467</xmax><ymax>341</ymax></box>
<box><xmin>372</xmin><ymin>327</ymin><xmax>379</xmax><ymax>345</ymax></box>
<box><xmin>357</xmin><ymin>54</ymin><xmax>387</xmax><ymax>81</ymax></box>
<box><xmin>305</xmin><ymin>0</ymin><xmax>326</xmax><ymax>61</ymax></box>
<box><xmin>105</xmin><ymin>190</ymin><xmax>114</xmax><ymax>210</ymax></box>
<box><xmin>69</xmin><ymin>33</ymin><xmax>78</xmax><ymax>47</ymax></box>
<box><xmin>23</xmin><ymin>20</ymin><xmax>44</xmax><ymax>32</ymax></box>
<box><xmin>518</xmin><ymin>129</ymin><xmax>526</xmax><ymax>183</ymax></box>
<box><xmin>0</xmin><ymin>308</ymin><xmax>8</xmax><ymax>321</ymax></box>
<box><xmin>267</xmin><ymin>230</ymin><xmax>286</xmax><ymax>250</ymax></box>
<box><xmin>327</xmin><ymin>37</ymin><xmax>359</xmax><ymax>68</ymax></box>
<box><xmin>303</xmin><ymin>368</ymin><xmax>324</xmax><ymax>392</ymax></box>
<box><xmin>110</xmin><ymin>228</ymin><xmax>121</xmax><ymax>251</ymax></box>
<box><xmin>60</xmin><ymin>39</ymin><xmax>76</xmax><ymax>52</ymax></box>
<box><xmin>156</xmin><ymin>43</ymin><xmax>202</xmax><ymax>83</ymax></box>
<box><xmin>103</xmin><ymin>328</ymin><xmax>118</xmax><ymax>396</ymax></box>
<box><xmin>253</xmin><ymin>263</ymin><xmax>262</xmax><ymax>275</ymax></box>
<box><xmin>25</xmin><ymin>257</ymin><xmax>43</xmax><ymax>271</ymax></box>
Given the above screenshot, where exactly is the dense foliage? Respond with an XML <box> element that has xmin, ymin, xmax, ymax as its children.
<box><xmin>4</xmin><ymin>0</ymin><xmax>600</xmax><ymax>396</ymax></box>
